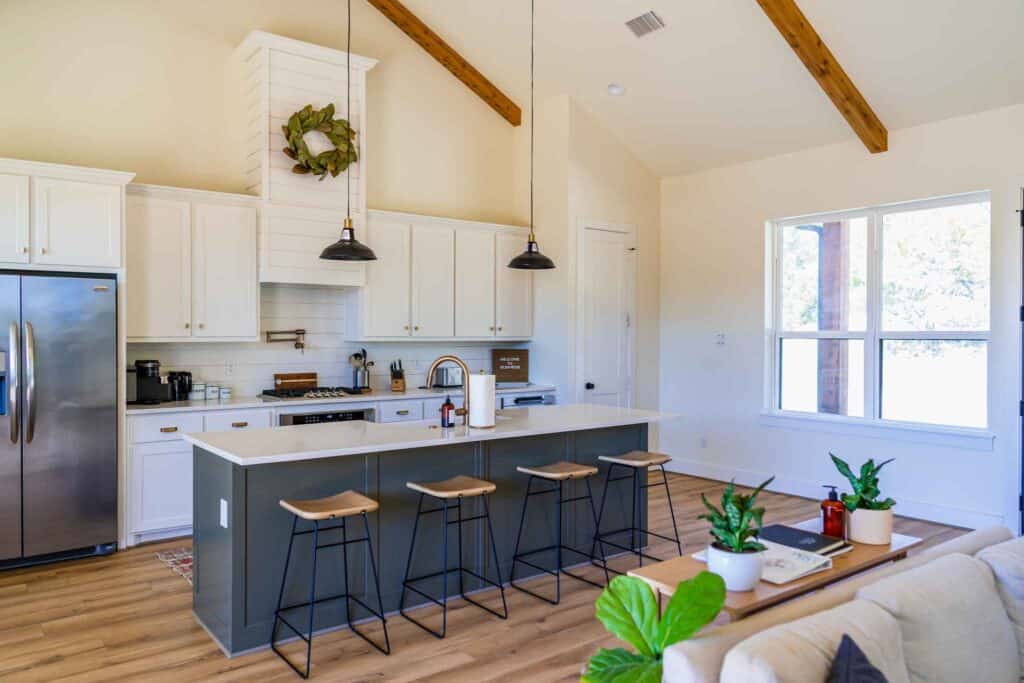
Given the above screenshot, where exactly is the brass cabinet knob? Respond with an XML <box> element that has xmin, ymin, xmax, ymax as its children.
<box><xmin>21</xmin><ymin>246</ymin><xmax>28</xmax><ymax>254</ymax></box>
<box><xmin>198</xmin><ymin>323</ymin><xmax>205</xmax><ymax>329</ymax></box>
<box><xmin>40</xmin><ymin>247</ymin><xmax>47</xmax><ymax>255</ymax></box>
<box><xmin>185</xmin><ymin>323</ymin><xmax>190</xmax><ymax>329</ymax></box>
<box><xmin>498</xmin><ymin>326</ymin><xmax>504</xmax><ymax>331</ymax></box>
<box><xmin>414</xmin><ymin>325</ymin><xmax>420</xmax><ymax>331</ymax></box>
<box><xmin>403</xmin><ymin>325</ymin><xmax>409</xmax><ymax>331</ymax></box>
<box><xmin>489</xmin><ymin>326</ymin><xmax>495</xmax><ymax>331</ymax></box>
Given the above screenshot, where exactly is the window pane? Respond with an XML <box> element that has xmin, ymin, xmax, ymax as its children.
<box><xmin>780</xmin><ymin>218</ymin><xmax>867</xmax><ymax>332</ymax></box>
<box><xmin>882</xmin><ymin>201</ymin><xmax>990</xmax><ymax>331</ymax></box>
<box><xmin>881</xmin><ymin>340</ymin><xmax>986</xmax><ymax>428</ymax></box>
<box><xmin>780</xmin><ymin>339</ymin><xmax>864</xmax><ymax>416</ymax></box>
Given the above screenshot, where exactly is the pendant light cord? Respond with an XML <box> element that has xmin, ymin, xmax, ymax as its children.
<box><xmin>529</xmin><ymin>0</ymin><xmax>535</xmax><ymax>242</ymax></box>
<box><xmin>346</xmin><ymin>0</ymin><xmax>352</xmax><ymax>223</ymax></box>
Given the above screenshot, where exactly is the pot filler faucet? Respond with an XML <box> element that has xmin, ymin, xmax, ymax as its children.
<box><xmin>426</xmin><ymin>355</ymin><xmax>470</xmax><ymax>426</ymax></box>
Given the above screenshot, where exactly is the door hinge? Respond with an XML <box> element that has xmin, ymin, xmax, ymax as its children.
<box><xmin>625</xmin><ymin>313</ymin><xmax>631</xmax><ymax>328</ymax></box>
<box><xmin>1019</xmin><ymin>400</ymin><xmax>1024</xmax><ymax>417</ymax></box>
<box><xmin>1019</xmin><ymin>494</ymin><xmax>1023</xmax><ymax>512</ymax></box>
<box><xmin>1020</xmin><ymin>305</ymin><xmax>1024</xmax><ymax>323</ymax></box>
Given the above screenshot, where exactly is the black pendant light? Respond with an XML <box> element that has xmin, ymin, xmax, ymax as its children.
<box><xmin>321</xmin><ymin>0</ymin><xmax>377</xmax><ymax>262</ymax></box>
<box><xmin>508</xmin><ymin>0</ymin><xmax>555</xmax><ymax>270</ymax></box>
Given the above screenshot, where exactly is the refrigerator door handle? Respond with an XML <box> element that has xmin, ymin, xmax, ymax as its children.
<box><xmin>24</xmin><ymin>321</ymin><xmax>35</xmax><ymax>444</ymax></box>
<box><xmin>8</xmin><ymin>322</ymin><xmax>18</xmax><ymax>444</ymax></box>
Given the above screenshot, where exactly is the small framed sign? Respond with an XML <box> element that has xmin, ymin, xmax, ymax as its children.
<box><xmin>492</xmin><ymin>349</ymin><xmax>529</xmax><ymax>383</ymax></box>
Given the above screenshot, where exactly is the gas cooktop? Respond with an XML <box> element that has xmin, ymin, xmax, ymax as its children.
<box><xmin>261</xmin><ymin>386</ymin><xmax>368</xmax><ymax>400</ymax></box>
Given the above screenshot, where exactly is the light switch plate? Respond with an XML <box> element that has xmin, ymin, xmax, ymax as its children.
<box><xmin>220</xmin><ymin>499</ymin><xmax>228</xmax><ymax>528</ymax></box>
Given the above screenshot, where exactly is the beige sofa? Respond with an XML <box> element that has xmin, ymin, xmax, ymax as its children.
<box><xmin>663</xmin><ymin>526</ymin><xmax>1016</xmax><ymax>682</ymax></box>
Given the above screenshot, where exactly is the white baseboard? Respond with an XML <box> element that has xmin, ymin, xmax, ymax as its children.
<box><xmin>665</xmin><ymin>458</ymin><xmax>1005</xmax><ymax>531</ymax></box>
<box><xmin>127</xmin><ymin>525</ymin><xmax>192</xmax><ymax>547</ymax></box>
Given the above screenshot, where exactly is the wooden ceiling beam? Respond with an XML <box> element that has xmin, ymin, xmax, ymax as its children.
<box><xmin>756</xmin><ymin>0</ymin><xmax>887</xmax><ymax>153</ymax></box>
<box><xmin>367</xmin><ymin>0</ymin><xmax>522</xmax><ymax>126</ymax></box>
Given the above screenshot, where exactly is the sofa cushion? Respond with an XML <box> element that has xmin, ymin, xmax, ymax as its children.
<box><xmin>857</xmin><ymin>553</ymin><xmax>1018</xmax><ymax>683</ymax></box>
<box><xmin>720</xmin><ymin>600</ymin><xmax>910</xmax><ymax>683</ymax></box>
<box><xmin>977</xmin><ymin>536</ymin><xmax>1024</xmax><ymax>673</ymax></box>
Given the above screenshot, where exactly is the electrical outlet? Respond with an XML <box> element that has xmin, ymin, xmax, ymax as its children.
<box><xmin>715</xmin><ymin>333</ymin><xmax>726</xmax><ymax>347</ymax></box>
<box><xmin>224</xmin><ymin>363</ymin><xmax>234</xmax><ymax>377</ymax></box>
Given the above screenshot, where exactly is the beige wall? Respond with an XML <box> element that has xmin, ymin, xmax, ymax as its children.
<box><xmin>660</xmin><ymin>104</ymin><xmax>1024</xmax><ymax>530</ymax></box>
<box><xmin>0</xmin><ymin>0</ymin><xmax>519</xmax><ymax>224</ymax></box>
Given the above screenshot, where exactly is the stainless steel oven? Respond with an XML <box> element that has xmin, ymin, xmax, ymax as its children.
<box><xmin>499</xmin><ymin>393</ymin><xmax>556</xmax><ymax>409</ymax></box>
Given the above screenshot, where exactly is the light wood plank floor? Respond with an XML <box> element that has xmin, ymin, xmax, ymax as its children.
<box><xmin>0</xmin><ymin>474</ymin><xmax>963</xmax><ymax>682</ymax></box>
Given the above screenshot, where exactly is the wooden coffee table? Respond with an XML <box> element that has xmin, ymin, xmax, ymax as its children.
<box><xmin>628</xmin><ymin>521</ymin><xmax>922</xmax><ymax>620</ymax></box>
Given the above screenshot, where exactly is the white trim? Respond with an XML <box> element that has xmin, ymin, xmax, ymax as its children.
<box><xmin>573</xmin><ymin>218</ymin><xmax>638</xmax><ymax>407</ymax></box>
<box><xmin>665</xmin><ymin>457</ymin><xmax>1005</xmax><ymax>530</ymax></box>
<box><xmin>235</xmin><ymin>30</ymin><xmax>378</xmax><ymax>71</ymax></box>
<box><xmin>128</xmin><ymin>183</ymin><xmax>259</xmax><ymax>206</ymax></box>
<box><xmin>0</xmin><ymin>157</ymin><xmax>134</xmax><ymax>185</ymax></box>
<box><xmin>368</xmin><ymin>208</ymin><xmax>528</xmax><ymax>234</ymax></box>
<box><xmin>759</xmin><ymin>410</ymin><xmax>995</xmax><ymax>451</ymax></box>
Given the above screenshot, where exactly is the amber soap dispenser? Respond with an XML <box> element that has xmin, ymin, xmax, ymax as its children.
<box><xmin>821</xmin><ymin>485</ymin><xmax>845</xmax><ymax>539</ymax></box>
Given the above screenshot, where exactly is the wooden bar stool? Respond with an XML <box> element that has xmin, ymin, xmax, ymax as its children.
<box><xmin>509</xmin><ymin>461</ymin><xmax>609</xmax><ymax>604</ymax></box>
<box><xmin>399</xmin><ymin>475</ymin><xmax>508</xmax><ymax>639</ymax></box>
<box><xmin>592</xmin><ymin>451</ymin><xmax>683</xmax><ymax>574</ymax></box>
<box><xmin>271</xmin><ymin>491</ymin><xmax>390</xmax><ymax>679</ymax></box>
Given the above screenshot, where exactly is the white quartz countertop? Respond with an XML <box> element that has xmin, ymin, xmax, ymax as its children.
<box><xmin>126</xmin><ymin>384</ymin><xmax>556</xmax><ymax>415</ymax></box>
<box><xmin>182</xmin><ymin>404</ymin><xmax>673</xmax><ymax>466</ymax></box>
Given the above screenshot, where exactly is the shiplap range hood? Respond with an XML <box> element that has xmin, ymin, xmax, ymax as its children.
<box><xmin>232</xmin><ymin>31</ymin><xmax>377</xmax><ymax>287</ymax></box>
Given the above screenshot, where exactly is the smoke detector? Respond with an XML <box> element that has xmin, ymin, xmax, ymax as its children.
<box><xmin>625</xmin><ymin>11</ymin><xmax>666</xmax><ymax>38</ymax></box>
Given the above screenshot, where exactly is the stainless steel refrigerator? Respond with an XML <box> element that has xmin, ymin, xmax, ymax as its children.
<box><xmin>0</xmin><ymin>272</ymin><xmax>117</xmax><ymax>566</ymax></box>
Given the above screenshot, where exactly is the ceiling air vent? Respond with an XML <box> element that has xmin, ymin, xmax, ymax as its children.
<box><xmin>625</xmin><ymin>11</ymin><xmax>666</xmax><ymax>38</ymax></box>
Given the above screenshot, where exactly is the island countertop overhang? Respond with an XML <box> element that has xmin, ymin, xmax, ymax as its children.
<box><xmin>182</xmin><ymin>403</ymin><xmax>674</xmax><ymax>466</ymax></box>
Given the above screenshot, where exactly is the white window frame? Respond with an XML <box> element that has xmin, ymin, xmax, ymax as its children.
<box><xmin>762</xmin><ymin>191</ymin><xmax>994</xmax><ymax>450</ymax></box>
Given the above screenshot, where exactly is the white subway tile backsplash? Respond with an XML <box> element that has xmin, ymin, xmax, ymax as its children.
<box><xmin>128</xmin><ymin>284</ymin><xmax>526</xmax><ymax>397</ymax></box>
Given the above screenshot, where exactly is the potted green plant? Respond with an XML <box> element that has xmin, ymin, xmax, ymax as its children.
<box><xmin>582</xmin><ymin>572</ymin><xmax>725</xmax><ymax>682</ymax></box>
<box><xmin>698</xmin><ymin>477</ymin><xmax>774</xmax><ymax>591</ymax></box>
<box><xmin>830</xmin><ymin>453</ymin><xmax>895</xmax><ymax>545</ymax></box>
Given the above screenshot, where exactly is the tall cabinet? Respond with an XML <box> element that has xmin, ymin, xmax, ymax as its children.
<box><xmin>346</xmin><ymin>210</ymin><xmax>534</xmax><ymax>341</ymax></box>
<box><xmin>126</xmin><ymin>185</ymin><xmax>259</xmax><ymax>342</ymax></box>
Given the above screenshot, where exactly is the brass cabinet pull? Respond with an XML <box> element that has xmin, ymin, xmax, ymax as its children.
<box><xmin>231</xmin><ymin>421</ymin><xmax>248</xmax><ymax>428</ymax></box>
<box><xmin>396</xmin><ymin>410</ymin><xmax>410</xmax><ymax>416</ymax></box>
<box><xmin>160</xmin><ymin>426</ymin><xmax>179</xmax><ymax>433</ymax></box>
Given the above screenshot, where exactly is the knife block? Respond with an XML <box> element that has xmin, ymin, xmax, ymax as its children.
<box><xmin>390</xmin><ymin>378</ymin><xmax>406</xmax><ymax>393</ymax></box>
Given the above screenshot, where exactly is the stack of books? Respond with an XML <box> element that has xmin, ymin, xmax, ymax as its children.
<box><xmin>694</xmin><ymin>524</ymin><xmax>852</xmax><ymax>585</ymax></box>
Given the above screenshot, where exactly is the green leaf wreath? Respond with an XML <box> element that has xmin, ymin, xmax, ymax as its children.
<box><xmin>582</xmin><ymin>572</ymin><xmax>726</xmax><ymax>682</ymax></box>
<box><xmin>281</xmin><ymin>103</ymin><xmax>358</xmax><ymax>181</ymax></box>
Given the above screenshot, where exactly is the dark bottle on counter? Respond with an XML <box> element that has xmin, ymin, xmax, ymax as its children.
<box><xmin>441</xmin><ymin>395</ymin><xmax>455</xmax><ymax>428</ymax></box>
<box><xmin>821</xmin><ymin>485</ymin><xmax>845</xmax><ymax>539</ymax></box>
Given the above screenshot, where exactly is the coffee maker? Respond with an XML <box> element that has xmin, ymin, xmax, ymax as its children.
<box><xmin>129</xmin><ymin>360</ymin><xmax>163</xmax><ymax>405</ymax></box>
<box><xmin>168</xmin><ymin>371</ymin><xmax>193</xmax><ymax>402</ymax></box>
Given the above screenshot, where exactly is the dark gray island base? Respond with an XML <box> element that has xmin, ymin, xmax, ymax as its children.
<box><xmin>192</xmin><ymin>424</ymin><xmax>649</xmax><ymax>656</ymax></box>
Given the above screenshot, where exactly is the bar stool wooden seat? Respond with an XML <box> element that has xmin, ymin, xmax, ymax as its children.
<box><xmin>510</xmin><ymin>461</ymin><xmax>608</xmax><ymax>604</ymax></box>
<box><xmin>592</xmin><ymin>451</ymin><xmax>682</xmax><ymax>575</ymax></box>
<box><xmin>399</xmin><ymin>475</ymin><xmax>508</xmax><ymax>639</ymax></box>
<box><xmin>271</xmin><ymin>491</ymin><xmax>390</xmax><ymax>679</ymax></box>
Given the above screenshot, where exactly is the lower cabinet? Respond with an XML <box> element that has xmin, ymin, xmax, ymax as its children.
<box><xmin>129</xmin><ymin>441</ymin><xmax>193</xmax><ymax>539</ymax></box>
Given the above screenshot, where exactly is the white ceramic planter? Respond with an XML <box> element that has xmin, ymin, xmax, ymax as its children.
<box><xmin>847</xmin><ymin>508</ymin><xmax>893</xmax><ymax>545</ymax></box>
<box><xmin>707</xmin><ymin>544</ymin><xmax>764</xmax><ymax>591</ymax></box>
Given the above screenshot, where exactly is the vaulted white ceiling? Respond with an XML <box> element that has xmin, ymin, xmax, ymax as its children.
<box><xmin>399</xmin><ymin>0</ymin><xmax>1024</xmax><ymax>176</ymax></box>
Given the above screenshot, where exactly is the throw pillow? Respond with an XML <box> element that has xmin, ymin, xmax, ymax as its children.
<box><xmin>828</xmin><ymin>634</ymin><xmax>888</xmax><ymax>683</ymax></box>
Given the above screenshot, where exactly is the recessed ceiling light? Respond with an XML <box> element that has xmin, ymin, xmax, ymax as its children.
<box><xmin>607</xmin><ymin>83</ymin><xmax>626</xmax><ymax>96</ymax></box>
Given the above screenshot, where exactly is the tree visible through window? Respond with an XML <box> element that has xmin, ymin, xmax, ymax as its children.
<box><xmin>771</xmin><ymin>193</ymin><xmax>990</xmax><ymax>429</ymax></box>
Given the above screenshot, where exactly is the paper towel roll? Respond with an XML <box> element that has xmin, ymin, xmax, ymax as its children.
<box><xmin>469</xmin><ymin>373</ymin><xmax>496</xmax><ymax>428</ymax></box>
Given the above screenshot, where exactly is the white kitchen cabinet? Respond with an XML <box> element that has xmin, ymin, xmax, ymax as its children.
<box><xmin>455</xmin><ymin>229</ymin><xmax>496</xmax><ymax>337</ymax></box>
<box><xmin>192</xmin><ymin>203</ymin><xmax>258</xmax><ymax>339</ymax></box>
<box><xmin>364</xmin><ymin>217</ymin><xmax>412</xmax><ymax>337</ymax></box>
<box><xmin>411</xmin><ymin>223</ymin><xmax>455</xmax><ymax>337</ymax></box>
<box><xmin>495</xmin><ymin>233</ymin><xmax>534</xmax><ymax>338</ymax></box>
<box><xmin>130</xmin><ymin>442</ymin><xmax>193</xmax><ymax>535</ymax></box>
<box><xmin>126</xmin><ymin>186</ymin><xmax>259</xmax><ymax>342</ymax></box>
<box><xmin>126</xmin><ymin>196</ymin><xmax>191</xmax><ymax>339</ymax></box>
<box><xmin>33</xmin><ymin>178</ymin><xmax>122</xmax><ymax>268</ymax></box>
<box><xmin>346</xmin><ymin>210</ymin><xmax>532</xmax><ymax>341</ymax></box>
<box><xmin>0</xmin><ymin>174</ymin><xmax>29</xmax><ymax>265</ymax></box>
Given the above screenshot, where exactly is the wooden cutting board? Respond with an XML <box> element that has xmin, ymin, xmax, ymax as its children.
<box><xmin>273</xmin><ymin>372</ymin><xmax>317</xmax><ymax>390</ymax></box>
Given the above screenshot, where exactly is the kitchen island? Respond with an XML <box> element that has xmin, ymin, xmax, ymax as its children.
<box><xmin>184</xmin><ymin>404</ymin><xmax>671</xmax><ymax>656</ymax></box>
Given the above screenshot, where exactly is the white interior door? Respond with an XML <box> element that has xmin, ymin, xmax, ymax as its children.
<box><xmin>191</xmin><ymin>203</ymin><xmax>258</xmax><ymax>338</ymax></box>
<box><xmin>411</xmin><ymin>223</ymin><xmax>455</xmax><ymax>337</ymax></box>
<box><xmin>365</xmin><ymin>218</ymin><xmax>412</xmax><ymax>337</ymax></box>
<box><xmin>126</xmin><ymin>196</ymin><xmax>192</xmax><ymax>339</ymax></box>
<box><xmin>455</xmin><ymin>229</ymin><xmax>495</xmax><ymax>337</ymax></box>
<box><xmin>579</xmin><ymin>226</ymin><xmax>634</xmax><ymax>407</ymax></box>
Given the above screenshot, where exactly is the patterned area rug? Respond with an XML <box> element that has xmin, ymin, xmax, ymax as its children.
<box><xmin>156</xmin><ymin>548</ymin><xmax>194</xmax><ymax>585</ymax></box>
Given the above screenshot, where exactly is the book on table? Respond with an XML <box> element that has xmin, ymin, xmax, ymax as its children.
<box><xmin>692</xmin><ymin>542</ymin><xmax>834</xmax><ymax>585</ymax></box>
<box><xmin>758</xmin><ymin>524</ymin><xmax>847</xmax><ymax>554</ymax></box>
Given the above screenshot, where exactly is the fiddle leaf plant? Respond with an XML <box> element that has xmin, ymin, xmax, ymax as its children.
<box><xmin>830</xmin><ymin>453</ymin><xmax>896</xmax><ymax>512</ymax></box>
<box><xmin>698</xmin><ymin>477</ymin><xmax>775</xmax><ymax>553</ymax></box>
<box><xmin>582</xmin><ymin>572</ymin><xmax>726</xmax><ymax>683</ymax></box>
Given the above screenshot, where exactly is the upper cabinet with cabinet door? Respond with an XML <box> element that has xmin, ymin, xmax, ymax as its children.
<box><xmin>126</xmin><ymin>185</ymin><xmax>259</xmax><ymax>342</ymax></box>
<box><xmin>346</xmin><ymin>209</ymin><xmax>532</xmax><ymax>342</ymax></box>
<box><xmin>0</xmin><ymin>159</ymin><xmax>134</xmax><ymax>270</ymax></box>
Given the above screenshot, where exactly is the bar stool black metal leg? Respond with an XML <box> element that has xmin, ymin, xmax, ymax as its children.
<box><xmin>347</xmin><ymin>512</ymin><xmax>391</xmax><ymax>655</ymax></box>
<box><xmin>509</xmin><ymin>475</ymin><xmax>536</xmax><ymax>584</ymax></box>
<box><xmin>554</xmin><ymin>480</ymin><xmax>563</xmax><ymax>603</ymax></box>
<box><xmin>632</xmin><ymin>467</ymin><xmax>642</xmax><ymax>567</ymax></box>
<box><xmin>660</xmin><ymin>465</ymin><xmax>683</xmax><ymax>556</ymax></box>
<box><xmin>590</xmin><ymin>464</ymin><xmax>614</xmax><ymax>569</ymax></box>
<box><xmin>456</xmin><ymin>497</ymin><xmax>465</xmax><ymax>598</ymax></box>
<box><xmin>482</xmin><ymin>495</ymin><xmax>509</xmax><ymax>619</ymax></box>
<box><xmin>585</xmin><ymin>477</ymin><xmax>610</xmax><ymax>584</ymax></box>
<box><xmin>340</xmin><ymin>517</ymin><xmax>351</xmax><ymax>630</ymax></box>
<box><xmin>271</xmin><ymin>515</ymin><xmax>299</xmax><ymax>642</ymax></box>
<box><xmin>398</xmin><ymin>494</ymin><xmax>425</xmax><ymax>627</ymax></box>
